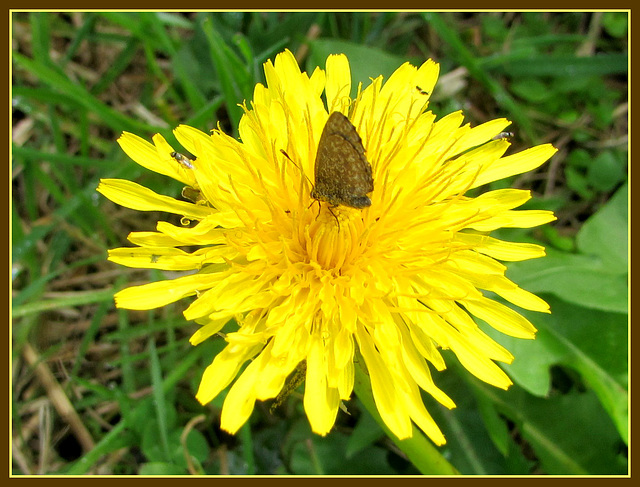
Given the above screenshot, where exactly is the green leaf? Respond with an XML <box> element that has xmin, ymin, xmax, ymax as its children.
<box><xmin>565</xmin><ymin>166</ymin><xmax>594</xmax><ymax>199</ymax></box>
<box><xmin>541</xmin><ymin>225</ymin><xmax>575</xmax><ymax>253</ymax></box>
<box><xmin>587</xmin><ymin>151</ymin><xmax>627</xmax><ymax>192</ymax></box>
<box><xmin>481</xmin><ymin>15</ymin><xmax>509</xmax><ymax>41</ymax></box>
<box><xmin>566</xmin><ymin>148</ymin><xmax>592</xmax><ymax>168</ymax></box>
<box><xmin>576</xmin><ymin>183</ymin><xmax>628</xmax><ymax>274</ymax></box>
<box><xmin>432</xmin><ymin>401</ymin><xmax>512</xmax><ymax>474</ymax></box>
<box><xmin>141</xmin><ymin>419</ymin><xmax>171</xmax><ymax>463</ymax></box>
<box><xmin>140</xmin><ymin>419</ymin><xmax>208</xmax><ymax>469</ymax></box>
<box><xmin>173</xmin><ymin>429</ymin><xmax>210</xmax><ymax>468</ymax></box>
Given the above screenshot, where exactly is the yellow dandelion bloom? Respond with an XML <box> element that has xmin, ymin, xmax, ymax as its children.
<box><xmin>98</xmin><ymin>49</ymin><xmax>557</xmax><ymax>445</ymax></box>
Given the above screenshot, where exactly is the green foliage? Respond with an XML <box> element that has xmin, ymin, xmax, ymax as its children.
<box><xmin>12</xmin><ymin>11</ymin><xmax>627</xmax><ymax>476</ymax></box>
<box><xmin>602</xmin><ymin>12</ymin><xmax>629</xmax><ymax>38</ymax></box>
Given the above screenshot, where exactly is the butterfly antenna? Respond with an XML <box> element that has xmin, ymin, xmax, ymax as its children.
<box><xmin>281</xmin><ymin>149</ymin><xmax>322</xmax><ymax>213</ymax></box>
<box><xmin>281</xmin><ymin>149</ymin><xmax>338</xmax><ymax>229</ymax></box>
<box><xmin>280</xmin><ymin>149</ymin><xmax>313</xmax><ymax>186</ymax></box>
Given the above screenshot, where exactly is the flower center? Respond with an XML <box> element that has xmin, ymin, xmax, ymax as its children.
<box><xmin>303</xmin><ymin>204</ymin><xmax>369</xmax><ymax>273</ymax></box>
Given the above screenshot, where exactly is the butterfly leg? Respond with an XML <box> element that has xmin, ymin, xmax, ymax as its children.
<box><xmin>309</xmin><ymin>200</ymin><xmax>340</xmax><ymax>230</ymax></box>
<box><xmin>327</xmin><ymin>204</ymin><xmax>341</xmax><ymax>230</ymax></box>
<box><xmin>307</xmin><ymin>199</ymin><xmax>322</xmax><ymax>221</ymax></box>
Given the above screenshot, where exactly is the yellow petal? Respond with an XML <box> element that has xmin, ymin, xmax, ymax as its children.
<box><xmin>471</xmin><ymin>144</ymin><xmax>558</xmax><ymax>188</ymax></box>
<box><xmin>117</xmin><ymin>132</ymin><xmax>197</xmax><ymax>187</ymax></box>
<box><xmin>356</xmin><ymin>323</ymin><xmax>412</xmax><ymax>439</ymax></box>
<box><xmin>97</xmin><ymin>179</ymin><xmax>211</xmax><ymax>220</ymax></box>
<box><xmin>304</xmin><ymin>334</ymin><xmax>341</xmax><ymax>435</ymax></box>
<box><xmin>456</xmin><ymin>233</ymin><xmax>548</xmax><ymax>262</ymax></box>
<box><xmin>462</xmin><ymin>298</ymin><xmax>537</xmax><ymax>339</ymax></box>
<box><xmin>195</xmin><ymin>341</ymin><xmax>262</xmax><ymax>405</ymax></box>
<box><xmin>114</xmin><ymin>272</ymin><xmax>223</xmax><ymax>310</ymax></box>
<box><xmin>325</xmin><ymin>54</ymin><xmax>351</xmax><ymax>114</ymax></box>
<box><xmin>469</xmin><ymin>209</ymin><xmax>557</xmax><ymax>231</ymax></box>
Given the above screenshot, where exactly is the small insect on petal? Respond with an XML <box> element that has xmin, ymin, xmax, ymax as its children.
<box><xmin>416</xmin><ymin>85</ymin><xmax>430</xmax><ymax>95</ymax></box>
<box><xmin>171</xmin><ymin>151</ymin><xmax>195</xmax><ymax>169</ymax></box>
<box><xmin>492</xmin><ymin>132</ymin><xmax>515</xmax><ymax>141</ymax></box>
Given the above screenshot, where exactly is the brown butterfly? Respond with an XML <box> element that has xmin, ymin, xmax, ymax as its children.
<box><xmin>310</xmin><ymin>112</ymin><xmax>374</xmax><ymax>210</ymax></box>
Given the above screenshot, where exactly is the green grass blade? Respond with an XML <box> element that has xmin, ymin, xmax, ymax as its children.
<box><xmin>149</xmin><ymin>337</ymin><xmax>171</xmax><ymax>462</ymax></box>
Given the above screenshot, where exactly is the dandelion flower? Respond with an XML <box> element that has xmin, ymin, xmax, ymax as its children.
<box><xmin>97</xmin><ymin>49</ymin><xmax>557</xmax><ymax>445</ymax></box>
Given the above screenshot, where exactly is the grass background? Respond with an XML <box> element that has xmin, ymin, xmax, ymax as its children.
<box><xmin>11</xmin><ymin>11</ymin><xmax>628</xmax><ymax>475</ymax></box>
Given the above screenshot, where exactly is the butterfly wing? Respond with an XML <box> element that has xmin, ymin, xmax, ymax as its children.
<box><xmin>313</xmin><ymin>112</ymin><xmax>373</xmax><ymax>208</ymax></box>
